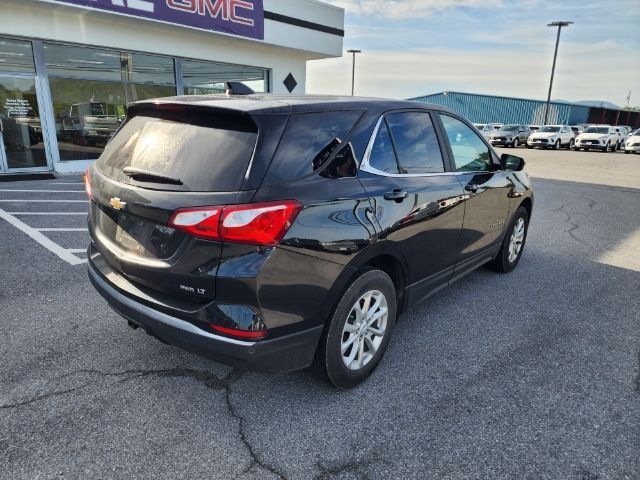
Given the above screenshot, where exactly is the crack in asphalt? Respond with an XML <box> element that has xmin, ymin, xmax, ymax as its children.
<box><xmin>224</xmin><ymin>371</ymin><xmax>288</xmax><ymax>480</ymax></box>
<box><xmin>0</xmin><ymin>368</ymin><xmax>229</xmax><ymax>409</ymax></box>
<box><xmin>551</xmin><ymin>203</ymin><xmax>594</xmax><ymax>250</ymax></box>
<box><xmin>0</xmin><ymin>382</ymin><xmax>96</xmax><ymax>410</ymax></box>
<box><xmin>314</xmin><ymin>454</ymin><xmax>385</xmax><ymax>480</ymax></box>
<box><xmin>0</xmin><ymin>367</ymin><xmax>288</xmax><ymax>479</ymax></box>
<box><xmin>579</xmin><ymin>193</ymin><xmax>598</xmax><ymax>210</ymax></box>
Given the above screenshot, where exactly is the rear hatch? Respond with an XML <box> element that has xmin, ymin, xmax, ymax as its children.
<box><xmin>88</xmin><ymin>103</ymin><xmax>259</xmax><ymax>303</ymax></box>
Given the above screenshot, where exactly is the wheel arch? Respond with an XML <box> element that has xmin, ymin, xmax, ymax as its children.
<box><xmin>519</xmin><ymin>196</ymin><xmax>533</xmax><ymax>221</ymax></box>
<box><xmin>346</xmin><ymin>245</ymin><xmax>409</xmax><ymax>317</ymax></box>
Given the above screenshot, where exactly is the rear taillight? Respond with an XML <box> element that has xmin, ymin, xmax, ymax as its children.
<box><xmin>209</xmin><ymin>324</ymin><xmax>268</xmax><ymax>340</ymax></box>
<box><xmin>168</xmin><ymin>200</ymin><xmax>302</xmax><ymax>247</ymax></box>
<box><xmin>84</xmin><ymin>167</ymin><xmax>92</xmax><ymax>198</ymax></box>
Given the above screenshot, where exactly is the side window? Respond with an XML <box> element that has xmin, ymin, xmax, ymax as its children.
<box><xmin>439</xmin><ymin>114</ymin><xmax>492</xmax><ymax>172</ymax></box>
<box><xmin>368</xmin><ymin>120</ymin><xmax>400</xmax><ymax>174</ymax></box>
<box><xmin>385</xmin><ymin>112</ymin><xmax>445</xmax><ymax>174</ymax></box>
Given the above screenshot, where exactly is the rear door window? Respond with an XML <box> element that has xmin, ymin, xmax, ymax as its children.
<box><xmin>96</xmin><ymin>109</ymin><xmax>258</xmax><ymax>192</ymax></box>
<box><xmin>263</xmin><ymin>110</ymin><xmax>363</xmax><ymax>185</ymax></box>
<box><xmin>385</xmin><ymin>112</ymin><xmax>445</xmax><ymax>174</ymax></box>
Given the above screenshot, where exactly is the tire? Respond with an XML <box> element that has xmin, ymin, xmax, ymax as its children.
<box><xmin>527</xmin><ymin>145</ymin><xmax>533</xmax><ymax>149</ymax></box>
<box><xmin>624</xmin><ymin>150</ymin><xmax>629</xmax><ymax>154</ymax></box>
<box><xmin>603</xmin><ymin>143</ymin><xmax>610</xmax><ymax>152</ymax></box>
<box><xmin>513</xmin><ymin>138</ymin><xmax>519</xmax><ymax>148</ymax></box>
<box><xmin>488</xmin><ymin>206</ymin><xmax>529</xmax><ymax>273</ymax></box>
<box><xmin>313</xmin><ymin>269</ymin><xmax>397</xmax><ymax>389</ymax></box>
<box><xmin>568</xmin><ymin>138</ymin><xmax>575</xmax><ymax>150</ymax></box>
<box><xmin>554</xmin><ymin>139</ymin><xmax>561</xmax><ymax>150</ymax></box>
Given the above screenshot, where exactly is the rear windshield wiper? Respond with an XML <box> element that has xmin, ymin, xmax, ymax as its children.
<box><xmin>122</xmin><ymin>167</ymin><xmax>183</xmax><ymax>185</ymax></box>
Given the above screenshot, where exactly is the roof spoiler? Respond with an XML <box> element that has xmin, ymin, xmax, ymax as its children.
<box><xmin>226</xmin><ymin>82</ymin><xmax>255</xmax><ymax>96</ymax></box>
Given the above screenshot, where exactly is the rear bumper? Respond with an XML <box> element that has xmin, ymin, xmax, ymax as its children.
<box><xmin>88</xmin><ymin>259</ymin><xmax>323</xmax><ymax>373</ymax></box>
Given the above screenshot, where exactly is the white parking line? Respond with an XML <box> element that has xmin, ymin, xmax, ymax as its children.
<box><xmin>67</xmin><ymin>248</ymin><xmax>87</xmax><ymax>254</ymax></box>
<box><xmin>0</xmin><ymin>208</ymin><xmax>87</xmax><ymax>265</ymax></box>
<box><xmin>37</xmin><ymin>228</ymin><xmax>88</xmax><ymax>232</ymax></box>
<box><xmin>0</xmin><ymin>189</ymin><xmax>85</xmax><ymax>193</ymax></box>
<box><xmin>6</xmin><ymin>212</ymin><xmax>87</xmax><ymax>215</ymax></box>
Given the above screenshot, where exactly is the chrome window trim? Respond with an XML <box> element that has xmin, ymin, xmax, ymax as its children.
<box><xmin>359</xmin><ymin>114</ymin><xmax>495</xmax><ymax>178</ymax></box>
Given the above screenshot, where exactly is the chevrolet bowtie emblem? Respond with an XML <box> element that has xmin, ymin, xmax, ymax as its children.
<box><xmin>110</xmin><ymin>197</ymin><xmax>127</xmax><ymax>210</ymax></box>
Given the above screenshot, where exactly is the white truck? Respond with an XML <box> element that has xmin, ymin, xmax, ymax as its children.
<box><xmin>61</xmin><ymin>102</ymin><xmax>120</xmax><ymax>146</ymax></box>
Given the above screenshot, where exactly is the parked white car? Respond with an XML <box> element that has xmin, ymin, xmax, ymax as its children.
<box><xmin>527</xmin><ymin>125</ymin><xmax>575</xmax><ymax>149</ymax></box>
<box><xmin>574</xmin><ymin>126</ymin><xmax>620</xmax><ymax>152</ymax></box>
<box><xmin>614</xmin><ymin>126</ymin><xmax>633</xmax><ymax>148</ymax></box>
<box><xmin>624</xmin><ymin>128</ymin><xmax>640</xmax><ymax>154</ymax></box>
<box><xmin>570</xmin><ymin>125</ymin><xmax>584</xmax><ymax>137</ymax></box>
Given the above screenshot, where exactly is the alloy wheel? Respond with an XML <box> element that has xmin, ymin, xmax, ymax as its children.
<box><xmin>508</xmin><ymin>217</ymin><xmax>526</xmax><ymax>263</ymax></box>
<box><xmin>341</xmin><ymin>290</ymin><xmax>388</xmax><ymax>371</ymax></box>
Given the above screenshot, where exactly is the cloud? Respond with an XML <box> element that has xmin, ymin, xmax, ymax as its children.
<box><xmin>306</xmin><ymin>41</ymin><xmax>640</xmax><ymax>107</ymax></box>
<box><xmin>326</xmin><ymin>0</ymin><xmax>503</xmax><ymax>19</ymax></box>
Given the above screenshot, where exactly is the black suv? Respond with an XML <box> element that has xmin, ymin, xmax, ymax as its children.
<box><xmin>87</xmin><ymin>93</ymin><xmax>533</xmax><ymax>388</ymax></box>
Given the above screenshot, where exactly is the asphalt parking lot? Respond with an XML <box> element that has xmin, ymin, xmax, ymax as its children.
<box><xmin>1</xmin><ymin>149</ymin><xmax>639</xmax><ymax>479</ymax></box>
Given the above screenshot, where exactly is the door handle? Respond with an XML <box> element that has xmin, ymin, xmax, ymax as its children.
<box><xmin>384</xmin><ymin>189</ymin><xmax>408</xmax><ymax>201</ymax></box>
<box><xmin>464</xmin><ymin>183</ymin><xmax>479</xmax><ymax>193</ymax></box>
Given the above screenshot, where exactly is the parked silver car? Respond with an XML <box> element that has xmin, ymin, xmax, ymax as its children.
<box><xmin>488</xmin><ymin>124</ymin><xmax>530</xmax><ymax>148</ymax></box>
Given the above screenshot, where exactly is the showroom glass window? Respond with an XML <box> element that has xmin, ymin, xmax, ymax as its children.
<box><xmin>0</xmin><ymin>37</ymin><xmax>48</xmax><ymax>169</ymax></box>
<box><xmin>44</xmin><ymin>43</ymin><xmax>176</xmax><ymax>161</ymax></box>
<box><xmin>181</xmin><ymin>59</ymin><xmax>268</xmax><ymax>95</ymax></box>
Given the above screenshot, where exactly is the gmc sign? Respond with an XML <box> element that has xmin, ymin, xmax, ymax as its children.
<box><xmin>49</xmin><ymin>0</ymin><xmax>264</xmax><ymax>39</ymax></box>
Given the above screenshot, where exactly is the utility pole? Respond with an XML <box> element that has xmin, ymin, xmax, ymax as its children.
<box><xmin>543</xmin><ymin>21</ymin><xmax>573</xmax><ymax>125</ymax></box>
<box><xmin>346</xmin><ymin>49</ymin><xmax>362</xmax><ymax>96</ymax></box>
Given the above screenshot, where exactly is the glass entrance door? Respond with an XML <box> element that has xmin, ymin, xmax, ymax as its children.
<box><xmin>0</xmin><ymin>75</ymin><xmax>49</xmax><ymax>172</ymax></box>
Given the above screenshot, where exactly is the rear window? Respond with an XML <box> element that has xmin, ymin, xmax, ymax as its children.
<box><xmin>96</xmin><ymin>108</ymin><xmax>258</xmax><ymax>192</ymax></box>
<box><xmin>262</xmin><ymin>110</ymin><xmax>363</xmax><ymax>185</ymax></box>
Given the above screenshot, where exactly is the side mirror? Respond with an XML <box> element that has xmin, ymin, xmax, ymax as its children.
<box><xmin>500</xmin><ymin>153</ymin><xmax>525</xmax><ymax>171</ymax></box>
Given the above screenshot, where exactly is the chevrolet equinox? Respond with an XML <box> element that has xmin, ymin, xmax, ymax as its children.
<box><xmin>87</xmin><ymin>90</ymin><xmax>533</xmax><ymax>388</ymax></box>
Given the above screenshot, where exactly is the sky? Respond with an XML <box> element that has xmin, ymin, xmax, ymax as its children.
<box><xmin>306</xmin><ymin>0</ymin><xmax>640</xmax><ymax>108</ymax></box>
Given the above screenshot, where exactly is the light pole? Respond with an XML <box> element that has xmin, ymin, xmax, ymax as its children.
<box><xmin>346</xmin><ymin>49</ymin><xmax>361</xmax><ymax>96</ymax></box>
<box><xmin>543</xmin><ymin>21</ymin><xmax>573</xmax><ymax>125</ymax></box>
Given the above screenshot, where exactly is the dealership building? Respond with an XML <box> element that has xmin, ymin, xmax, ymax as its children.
<box><xmin>411</xmin><ymin>91</ymin><xmax>640</xmax><ymax>130</ymax></box>
<box><xmin>0</xmin><ymin>0</ymin><xmax>344</xmax><ymax>175</ymax></box>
